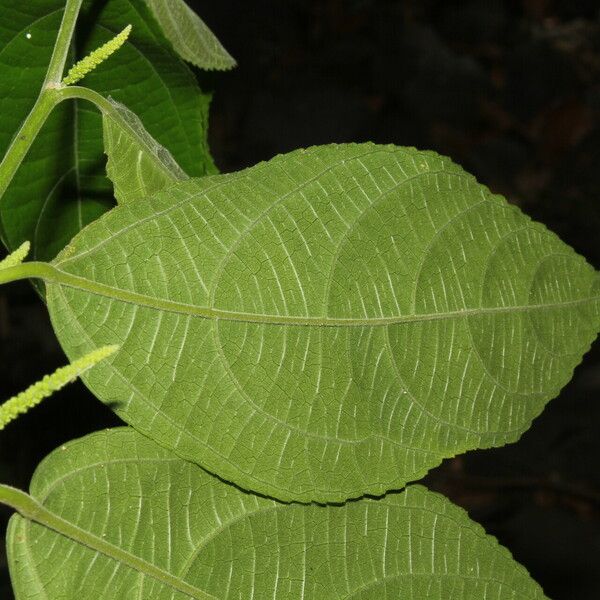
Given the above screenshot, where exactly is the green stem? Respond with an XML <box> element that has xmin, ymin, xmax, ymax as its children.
<box><xmin>0</xmin><ymin>262</ymin><xmax>54</xmax><ymax>287</ymax></box>
<box><xmin>0</xmin><ymin>485</ymin><xmax>43</xmax><ymax>521</ymax></box>
<box><xmin>0</xmin><ymin>91</ymin><xmax>61</xmax><ymax>202</ymax></box>
<box><xmin>0</xmin><ymin>0</ymin><xmax>84</xmax><ymax>204</ymax></box>
<box><xmin>0</xmin><ymin>484</ymin><xmax>215</xmax><ymax>599</ymax></box>
<box><xmin>58</xmin><ymin>84</ymin><xmax>123</xmax><ymax>111</ymax></box>
<box><xmin>43</xmin><ymin>0</ymin><xmax>84</xmax><ymax>87</ymax></box>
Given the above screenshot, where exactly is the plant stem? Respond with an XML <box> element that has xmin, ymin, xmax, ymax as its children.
<box><xmin>0</xmin><ymin>484</ymin><xmax>215</xmax><ymax>599</ymax></box>
<box><xmin>0</xmin><ymin>0</ymin><xmax>84</xmax><ymax>205</ymax></box>
<box><xmin>0</xmin><ymin>262</ymin><xmax>54</xmax><ymax>286</ymax></box>
<box><xmin>0</xmin><ymin>91</ymin><xmax>61</xmax><ymax>202</ymax></box>
<box><xmin>43</xmin><ymin>0</ymin><xmax>84</xmax><ymax>87</ymax></box>
<box><xmin>58</xmin><ymin>84</ymin><xmax>124</xmax><ymax>111</ymax></box>
<box><xmin>0</xmin><ymin>485</ymin><xmax>43</xmax><ymax>521</ymax></box>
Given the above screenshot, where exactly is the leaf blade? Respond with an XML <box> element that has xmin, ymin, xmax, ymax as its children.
<box><xmin>44</xmin><ymin>144</ymin><xmax>600</xmax><ymax>502</ymax></box>
<box><xmin>101</xmin><ymin>96</ymin><xmax>188</xmax><ymax>204</ymax></box>
<box><xmin>144</xmin><ymin>0</ymin><xmax>236</xmax><ymax>70</ymax></box>
<box><xmin>7</xmin><ymin>428</ymin><xmax>548</xmax><ymax>600</ymax></box>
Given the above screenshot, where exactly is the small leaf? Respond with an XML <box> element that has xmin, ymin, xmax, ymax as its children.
<box><xmin>6</xmin><ymin>428</ymin><xmax>548</xmax><ymax>599</ymax></box>
<box><xmin>37</xmin><ymin>144</ymin><xmax>600</xmax><ymax>503</ymax></box>
<box><xmin>101</xmin><ymin>97</ymin><xmax>188</xmax><ymax>204</ymax></box>
<box><xmin>144</xmin><ymin>0</ymin><xmax>236</xmax><ymax>70</ymax></box>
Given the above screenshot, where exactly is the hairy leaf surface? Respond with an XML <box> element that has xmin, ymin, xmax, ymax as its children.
<box><xmin>144</xmin><ymin>0</ymin><xmax>236</xmax><ymax>70</ymax></box>
<box><xmin>7</xmin><ymin>428</ymin><xmax>547</xmax><ymax>600</ymax></box>
<box><xmin>43</xmin><ymin>144</ymin><xmax>600</xmax><ymax>502</ymax></box>
<box><xmin>0</xmin><ymin>0</ymin><xmax>215</xmax><ymax>261</ymax></box>
<box><xmin>102</xmin><ymin>97</ymin><xmax>188</xmax><ymax>204</ymax></box>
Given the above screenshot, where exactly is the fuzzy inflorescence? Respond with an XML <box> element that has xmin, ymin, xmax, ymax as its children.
<box><xmin>62</xmin><ymin>24</ymin><xmax>132</xmax><ymax>86</ymax></box>
<box><xmin>0</xmin><ymin>345</ymin><xmax>119</xmax><ymax>430</ymax></box>
<box><xmin>0</xmin><ymin>241</ymin><xmax>30</xmax><ymax>270</ymax></box>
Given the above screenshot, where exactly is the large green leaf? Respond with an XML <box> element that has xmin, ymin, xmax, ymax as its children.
<box><xmin>6</xmin><ymin>427</ymin><xmax>547</xmax><ymax>599</ymax></box>
<box><xmin>0</xmin><ymin>0</ymin><xmax>215</xmax><ymax>261</ymax></box>
<box><xmin>39</xmin><ymin>144</ymin><xmax>600</xmax><ymax>502</ymax></box>
<box><xmin>144</xmin><ymin>0</ymin><xmax>236</xmax><ymax>70</ymax></box>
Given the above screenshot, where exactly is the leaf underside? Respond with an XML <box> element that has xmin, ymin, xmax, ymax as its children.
<box><xmin>102</xmin><ymin>97</ymin><xmax>188</xmax><ymax>205</ymax></box>
<box><xmin>7</xmin><ymin>428</ymin><xmax>548</xmax><ymax>600</ymax></box>
<box><xmin>0</xmin><ymin>0</ymin><xmax>215</xmax><ymax>262</ymax></box>
<box><xmin>144</xmin><ymin>0</ymin><xmax>236</xmax><ymax>70</ymax></box>
<box><xmin>45</xmin><ymin>144</ymin><xmax>600</xmax><ymax>503</ymax></box>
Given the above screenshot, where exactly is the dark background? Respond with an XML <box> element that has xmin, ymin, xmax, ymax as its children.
<box><xmin>1</xmin><ymin>0</ymin><xmax>600</xmax><ymax>598</ymax></box>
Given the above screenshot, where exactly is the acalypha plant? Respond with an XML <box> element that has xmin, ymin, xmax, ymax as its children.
<box><xmin>0</xmin><ymin>1</ymin><xmax>597</xmax><ymax>598</ymax></box>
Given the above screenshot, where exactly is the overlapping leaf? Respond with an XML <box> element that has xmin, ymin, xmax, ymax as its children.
<box><xmin>7</xmin><ymin>427</ymin><xmax>547</xmax><ymax>599</ymax></box>
<box><xmin>101</xmin><ymin>97</ymin><xmax>188</xmax><ymax>204</ymax></box>
<box><xmin>41</xmin><ymin>144</ymin><xmax>600</xmax><ymax>502</ymax></box>
<box><xmin>0</xmin><ymin>0</ymin><xmax>215</xmax><ymax>261</ymax></box>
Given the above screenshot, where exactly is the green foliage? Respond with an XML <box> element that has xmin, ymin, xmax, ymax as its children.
<box><xmin>0</xmin><ymin>0</ymin><xmax>598</xmax><ymax>597</ymax></box>
<box><xmin>6</xmin><ymin>428</ymin><xmax>547</xmax><ymax>599</ymax></box>
<box><xmin>34</xmin><ymin>143</ymin><xmax>599</xmax><ymax>503</ymax></box>
<box><xmin>144</xmin><ymin>0</ymin><xmax>236</xmax><ymax>70</ymax></box>
<box><xmin>0</xmin><ymin>0</ymin><xmax>215</xmax><ymax>262</ymax></box>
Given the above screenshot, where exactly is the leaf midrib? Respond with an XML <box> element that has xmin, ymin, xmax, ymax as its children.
<box><xmin>25</xmin><ymin>261</ymin><xmax>599</xmax><ymax>327</ymax></box>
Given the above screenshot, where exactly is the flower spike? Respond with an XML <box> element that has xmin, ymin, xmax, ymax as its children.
<box><xmin>62</xmin><ymin>25</ymin><xmax>132</xmax><ymax>86</ymax></box>
<box><xmin>0</xmin><ymin>241</ymin><xmax>30</xmax><ymax>271</ymax></box>
<box><xmin>0</xmin><ymin>345</ymin><xmax>119</xmax><ymax>431</ymax></box>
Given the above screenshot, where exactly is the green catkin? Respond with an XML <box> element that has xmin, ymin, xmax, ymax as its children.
<box><xmin>0</xmin><ymin>345</ymin><xmax>119</xmax><ymax>430</ymax></box>
<box><xmin>0</xmin><ymin>241</ymin><xmax>30</xmax><ymax>270</ymax></box>
<box><xmin>62</xmin><ymin>25</ymin><xmax>132</xmax><ymax>85</ymax></box>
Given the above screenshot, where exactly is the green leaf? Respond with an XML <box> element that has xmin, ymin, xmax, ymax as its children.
<box><xmin>0</xmin><ymin>0</ymin><xmax>215</xmax><ymax>262</ymax></box>
<box><xmin>101</xmin><ymin>96</ymin><xmax>188</xmax><ymax>204</ymax></box>
<box><xmin>39</xmin><ymin>144</ymin><xmax>600</xmax><ymax>503</ymax></box>
<box><xmin>144</xmin><ymin>0</ymin><xmax>236</xmax><ymax>70</ymax></box>
<box><xmin>6</xmin><ymin>427</ymin><xmax>548</xmax><ymax>599</ymax></box>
